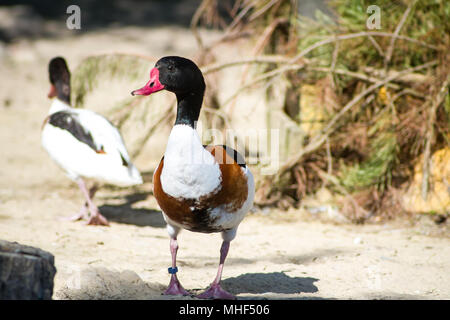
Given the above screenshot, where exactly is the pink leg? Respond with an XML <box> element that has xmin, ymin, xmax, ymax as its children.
<box><xmin>60</xmin><ymin>204</ymin><xmax>89</xmax><ymax>221</ymax></box>
<box><xmin>164</xmin><ymin>237</ymin><xmax>190</xmax><ymax>296</ymax></box>
<box><xmin>60</xmin><ymin>185</ymin><xmax>98</xmax><ymax>222</ymax></box>
<box><xmin>76</xmin><ymin>179</ymin><xmax>109</xmax><ymax>226</ymax></box>
<box><xmin>197</xmin><ymin>241</ymin><xmax>236</xmax><ymax>300</ymax></box>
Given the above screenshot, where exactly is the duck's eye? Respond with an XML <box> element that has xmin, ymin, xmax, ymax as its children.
<box><xmin>167</xmin><ymin>65</ymin><xmax>174</xmax><ymax>71</ymax></box>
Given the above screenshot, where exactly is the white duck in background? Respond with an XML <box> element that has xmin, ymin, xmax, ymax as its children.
<box><xmin>42</xmin><ymin>57</ymin><xmax>142</xmax><ymax>226</ymax></box>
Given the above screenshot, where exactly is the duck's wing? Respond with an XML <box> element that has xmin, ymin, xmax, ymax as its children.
<box><xmin>47</xmin><ymin>110</ymin><xmax>102</xmax><ymax>153</ymax></box>
<box><xmin>205</xmin><ymin>144</ymin><xmax>247</xmax><ymax>168</ymax></box>
<box><xmin>72</xmin><ymin>109</ymin><xmax>132</xmax><ymax>166</ymax></box>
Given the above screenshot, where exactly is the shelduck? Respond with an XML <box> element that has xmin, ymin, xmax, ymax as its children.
<box><xmin>42</xmin><ymin>57</ymin><xmax>143</xmax><ymax>226</ymax></box>
<box><xmin>132</xmin><ymin>56</ymin><xmax>255</xmax><ymax>299</ymax></box>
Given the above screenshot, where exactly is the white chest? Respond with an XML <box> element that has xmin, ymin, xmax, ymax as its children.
<box><xmin>160</xmin><ymin>125</ymin><xmax>222</xmax><ymax>199</ymax></box>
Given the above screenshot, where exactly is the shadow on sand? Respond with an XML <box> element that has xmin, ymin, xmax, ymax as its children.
<box><xmin>56</xmin><ymin>267</ymin><xmax>321</xmax><ymax>300</ymax></box>
<box><xmin>221</xmin><ymin>272</ymin><xmax>319</xmax><ymax>295</ymax></box>
<box><xmin>99</xmin><ymin>192</ymin><xmax>166</xmax><ymax>228</ymax></box>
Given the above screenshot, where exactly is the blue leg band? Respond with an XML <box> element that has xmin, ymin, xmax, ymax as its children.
<box><xmin>168</xmin><ymin>266</ymin><xmax>178</xmax><ymax>274</ymax></box>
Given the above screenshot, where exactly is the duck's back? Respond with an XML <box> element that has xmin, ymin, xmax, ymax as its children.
<box><xmin>42</xmin><ymin>107</ymin><xmax>142</xmax><ymax>186</ymax></box>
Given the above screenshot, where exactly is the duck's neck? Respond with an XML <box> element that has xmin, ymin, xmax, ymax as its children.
<box><xmin>54</xmin><ymin>80</ymin><xmax>71</xmax><ymax>106</ymax></box>
<box><xmin>49</xmin><ymin>98</ymin><xmax>71</xmax><ymax>115</ymax></box>
<box><xmin>174</xmin><ymin>91</ymin><xmax>204</xmax><ymax>128</ymax></box>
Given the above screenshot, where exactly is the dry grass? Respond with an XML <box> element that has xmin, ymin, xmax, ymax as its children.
<box><xmin>191</xmin><ymin>0</ymin><xmax>450</xmax><ymax>222</ymax></box>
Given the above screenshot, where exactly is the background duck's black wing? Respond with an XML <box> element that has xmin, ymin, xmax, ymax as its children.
<box><xmin>48</xmin><ymin>110</ymin><xmax>100</xmax><ymax>152</ymax></box>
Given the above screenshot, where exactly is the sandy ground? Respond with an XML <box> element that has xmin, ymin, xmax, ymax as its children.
<box><xmin>0</xmin><ymin>25</ymin><xmax>449</xmax><ymax>300</ymax></box>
